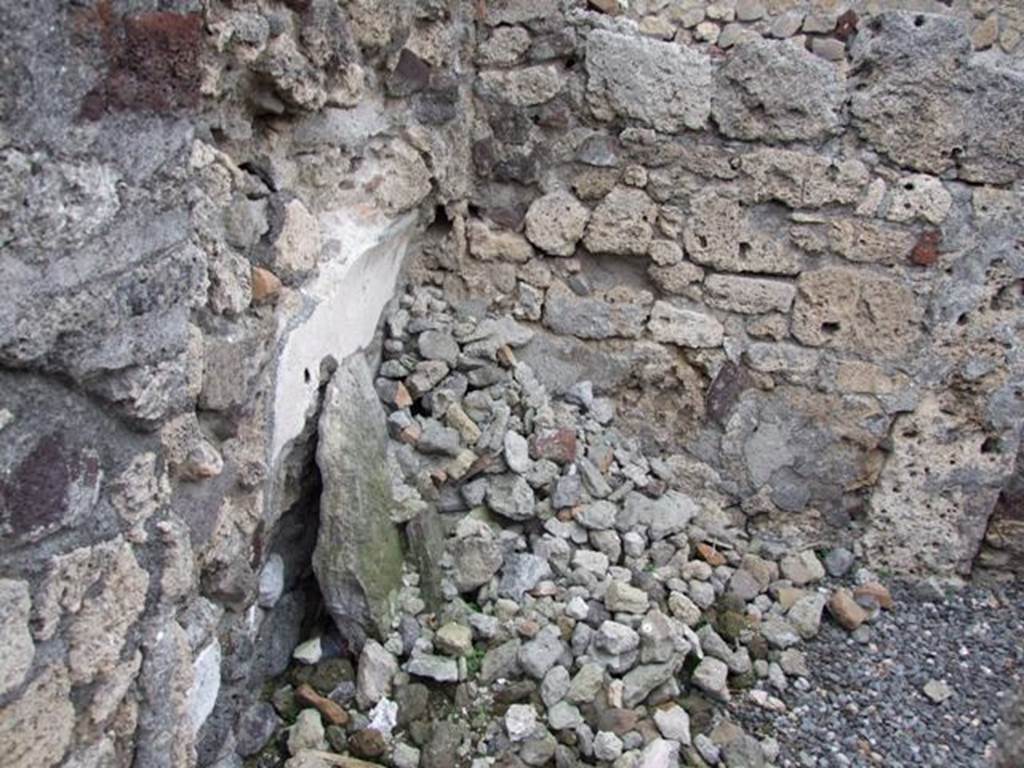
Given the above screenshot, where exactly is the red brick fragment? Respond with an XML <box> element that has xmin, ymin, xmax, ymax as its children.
<box><xmin>530</xmin><ymin>428</ymin><xmax>578</xmax><ymax>465</ymax></box>
<box><xmin>910</xmin><ymin>230</ymin><xmax>941</xmax><ymax>267</ymax></box>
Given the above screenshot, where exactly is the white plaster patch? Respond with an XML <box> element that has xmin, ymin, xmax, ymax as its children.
<box><xmin>270</xmin><ymin>209</ymin><xmax>416</xmax><ymax>464</ymax></box>
<box><xmin>186</xmin><ymin>639</ymin><xmax>221</xmax><ymax>735</ymax></box>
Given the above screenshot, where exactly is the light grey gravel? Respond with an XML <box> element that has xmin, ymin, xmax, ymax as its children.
<box><xmin>736</xmin><ymin>580</ymin><xmax>1024</xmax><ymax>767</ymax></box>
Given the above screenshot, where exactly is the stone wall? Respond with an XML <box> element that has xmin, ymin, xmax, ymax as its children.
<box><xmin>0</xmin><ymin>1</ymin><xmax>1020</xmax><ymax>767</ymax></box>
<box><xmin>416</xmin><ymin>0</ymin><xmax>1024</xmax><ymax>581</ymax></box>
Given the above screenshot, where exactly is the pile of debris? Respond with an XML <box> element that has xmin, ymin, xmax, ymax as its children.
<box><xmin>255</xmin><ymin>286</ymin><xmax>894</xmax><ymax>768</ymax></box>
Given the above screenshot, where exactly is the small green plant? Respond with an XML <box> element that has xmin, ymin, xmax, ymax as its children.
<box><xmin>466</xmin><ymin>646</ymin><xmax>486</xmax><ymax>677</ymax></box>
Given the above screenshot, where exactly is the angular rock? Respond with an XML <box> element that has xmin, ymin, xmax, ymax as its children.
<box><xmin>499</xmin><ymin>554</ymin><xmax>552</xmax><ymax>600</ymax></box>
<box><xmin>622</xmin><ymin>661</ymin><xmax>678</xmax><ymax>707</ymax></box>
<box><xmin>450</xmin><ymin>521</ymin><xmax>503</xmax><ymax>593</ymax></box>
<box><xmin>435</xmin><ymin>623</ymin><xmax>473</xmax><ymax>657</ymax></box>
<box><xmin>418</xmin><ymin>330</ymin><xmax>460</xmax><ymax>366</ymax></box>
<box><xmin>315</xmin><ymin>355</ymin><xmax>404</xmax><ymax>648</ymax></box>
<box><xmin>623</xmin><ymin>490</ymin><xmax>699</xmax><ymax>540</ymax></box>
<box><xmin>481</xmin><ymin>640</ymin><xmax>522</xmax><ymax>684</ymax></box>
<box><xmin>406</xmin><ymin>654</ymin><xmax>459</xmax><ymax>683</ymax></box>
<box><xmin>506</xmin><ymin>704</ymin><xmax>537</xmax><ymax>742</ymax></box>
<box><xmin>779</xmin><ymin>551</ymin><xmax>826</xmax><ymax>585</ymax></box>
<box><xmin>692</xmin><ymin>657</ymin><xmax>730</xmax><ymax>702</ymax></box>
<box><xmin>828</xmin><ymin>589</ymin><xmax>869</xmax><ymax>631</ymax></box>
<box><xmin>586</xmin><ymin>30</ymin><xmax>711</xmax><ymax>132</ymax></box>
<box><xmin>787</xmin><ymin>593</ymin><xmax>828</xmax><ymax>640</ymax></box>
<box><xmin>606</xmin><ymin>581</ymin><xmax>649</xmax><ymax>614</ymax></box>
<box><xmin>653</xmin><ymin>704</ymin><xmax>692</xmax><ymax>745</ymax></box>
<box><xmin>486</xmin><ymin>475</ymin><xmax>536</xmax><ymax>521</ymax></box>
<box><xmin>519</xmin><ymin>627</ymin><xmax>565</xmax><ymax>680</ymax></box>
<box><xmin>638</xmin><ymin>738</ymin><xmax>679</xmax><ymax>768</ymax></box>
<box><xmin>357</xmin><ymin>641</ymin><xmax>397</xmax><ymax>707</ymax></box>
<box><xmin>288</xmin><ymin>709</ymin><xmax>327</xmax><ymax>756</ymax></box>
<box><xmin>713</xmin><ymin>38</ymin><xmax>845</xmax><ymax>142</ymax></box>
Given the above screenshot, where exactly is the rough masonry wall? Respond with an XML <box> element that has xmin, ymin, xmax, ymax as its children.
<box><xmin>1</xmin><ymin>1</ymin><xmax>470</xmax><ymax>766</ymax></box>
<box><xmin>408</xmin><ymin>0</ymin><xmax>1024</xmax><ymax>580</ymax></box>
<box><xmin>0</xmin><ymin>1</ymin><xmax>1021</xmax><ymax>768</ymax></box>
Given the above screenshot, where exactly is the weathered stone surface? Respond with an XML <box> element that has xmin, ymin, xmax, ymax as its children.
<box><xmin>468</xmin><ymin>220</ymin><xmax>534</xmax><ymax>263</ymax></box>
<box><xmin>583</xmin><ymin>187</ymin><xmax>656</xmax><ymax>256</ymax></box>
<box><xmin>586</xmin><ymin>30</ymin><xmax>711</xmax><ymax>133</ymax></box>
<box><xmin>684</xmin><ymin>192</ymin><xmax>801</xmax><ymax>274</ymax></box>
<box><xmin>450</xmin><ymin>520</ymin><xmax>503</xmax><ymax>592</ymax></box>
<box><xmin>864</xmin><ymin>395</ymin><xmax>1017</xmax><ymax>574</ymax></box>
<box><xmin>790</xmin><ymin>219</ymin><xmax>917</xmax><ymax>265</ymax></box>
<box><xmin>543</xmin><ymin>282</ymin><xmax>652</xmax><ymax>340</ymax></box>
<box><xmin>525</xmin><ymin>191</ymin><xmax>589</xmax><ymax>257</ymax></box>
<box><xmin>314</xmin><ymin>355</ymin><xmax>404</xmax><ymax>648</ymax></box>
<box><xmin>0</xmin><ymin>579</ymin><xmax>33</xmax><ymax>696</ymax></box>
<box><xmin>792</xmin><ymin>267</ymin><xmax>919</xmax><ymax>357</ymax></box>
<box><xmin>885</xmin><ymin>174</ymin><xmax>952</xmax><ymax>225</ymax></box>
<box><xmin>705</xmin><ymin>275</ymin><xmax>796</xmax><ymax>315</ymax></box>
<box><xmin>357</xmin><ymin>640</ymin><xmax>397</xmax><ymax>706</ymax></box>
<box><xmin>271</xmin><ymin>198</ymin><xmax>322</xmax><ymax>282</ymax></box>
<box><xmin>478</xmin><ymin>65</ymin><xmax>565</xmax><ymax>107</ymax></box>
<box><xmin>648</xmin><ymin>301</ymin><xmax>724</xmax><ymax>348</ymax></box>
<box><xmin>0</xmin><ymin>665</ymin><xmax>74</xmax><ymax>767</ymax></box>
<box><xmin>68</xmin><ymin>540</ymin><xmax>149</xmax><ymax>685</ymax></box>
<box><xmin>713</xmin><ymin>38</ymin><xmax>844</xmax><ymax>142</ymax></box>
<box><xmin>740</xmin><ymin>149</ymin><xmax>870</xmax><ymax>209</ymax></box>
<box><xmin>487</xmin><ymin>474</ymin><xmax>536</xmax><ymax>521</ymax></box>
<box><xmin>850</xmin><ymin>12</ymin><xmax>1024</xmax><ymax>184</ymax></box>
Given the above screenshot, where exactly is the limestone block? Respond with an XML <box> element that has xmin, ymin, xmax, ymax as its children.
<box><xmin>585</xmin><ymin>30</ymin><xmax>711</xmax><ymax>133</ymax></box>
<box><xmin>483</xmin><ymin>0</ymin><xmax>562</xmax><ymax>25</ymax></box>
<box><xmin>583</xmin><ymin>187</ymin><xmax>656</xmax><ymax>256</ymax></box>
<box><xmin>543</xmin><ymin>282</ymin><xmax>652</xmax><ymax>340</ymax></box>
<box><xmin>368</xmin><ymin>140</ymin><xmax>433</xmax><ymax>215</ymax></box>
<box><xmin>647</xmin><ymin>301</ymin><xmax>724</xmax><ymax>348</ymax></box>
<box><xmin>314</xmin><ymin>354</ymin><xmax>404</xmax><ymax>648</ymax></box>
<box><xmin>525</xmin><ymin>191</ymin><xmax>589</xmax><ymax>257</ymax></box>
<box><xmin>712</xmin><ymin>38</ymin><xmax>845</xmax><ymax>142</ymax></box>
<box><xmin>704</xmin><ymin>275</ymin><xmax>796</xmax><ymax>314</ymax></box>
<box><xmin>792</xmin><ymin>267</ymin><xmax>919</xmax><ymax>357</ymax></box>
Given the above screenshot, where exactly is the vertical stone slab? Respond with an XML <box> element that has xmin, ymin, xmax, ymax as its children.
<box><xmin>314</xmin><ymin>354</ymin><xmax>404</xmax><ymax>649</ymax></box>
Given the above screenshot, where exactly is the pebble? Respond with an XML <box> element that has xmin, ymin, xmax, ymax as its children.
<box><xmin>506</xmin><ymin>703</ymin><xmax>538</xmax><ymax>741</ymax></box>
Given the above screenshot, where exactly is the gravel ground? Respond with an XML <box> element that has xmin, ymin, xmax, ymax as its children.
<box><xmin>737</xmin><ymin>579</ymin><xmax>1024</xmax><ymax>768</ymax></box>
